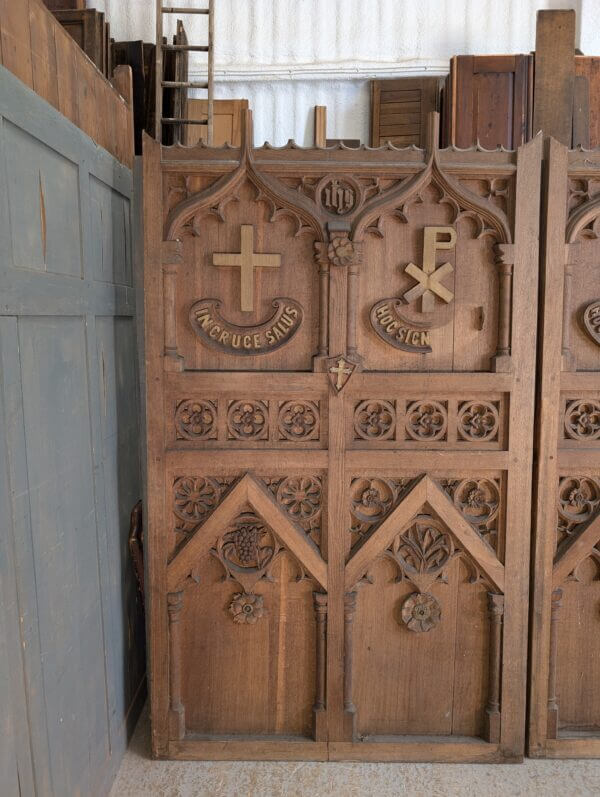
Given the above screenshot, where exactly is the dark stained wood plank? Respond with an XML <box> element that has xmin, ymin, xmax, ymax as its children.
<box><xmin>533</xmin><ymin>9</ymin><xmax>576</xmax><ymax>145</ymax></box>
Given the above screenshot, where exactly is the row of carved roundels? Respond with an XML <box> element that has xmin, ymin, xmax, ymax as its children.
<box><xmin>563</xmin><ymin>399</ymin><xmax>600</xmax><ymax>441</ymax></box>
<box><xmin>175</xmin><ymin>398</ymin><xmax>320</xmax><ymax>441</ymax></box>
<box><xmin>353</xmin><ymin>399</ymin><xmax>500</xmax><ymax>442</ymax></box>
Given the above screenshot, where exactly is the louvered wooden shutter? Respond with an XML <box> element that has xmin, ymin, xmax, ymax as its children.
<box><xmin>370</xmin><ymin>78</ymin><xmax>443</xmax><ymax>148</ymax></box>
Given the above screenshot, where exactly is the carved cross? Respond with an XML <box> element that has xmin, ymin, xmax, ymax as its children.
<box><xmin>403</xmin><ymin>226</ymin><xmax>456</xmax><ymax>313</ymax></box>
<box><xmin>329</xmin><ymin>357</ymin><xmax>353</xmax><ymax>391</ymax></box>
<box><xmin>213</xmin><ymin>225</ymin><xmax>281</xmax><ymax>312</ymax></box>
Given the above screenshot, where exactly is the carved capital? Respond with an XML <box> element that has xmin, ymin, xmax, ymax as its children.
<box><xmin>314</xmin><ymin>235</ymin><xmax>362</xmax><ymax>268</ymax></box>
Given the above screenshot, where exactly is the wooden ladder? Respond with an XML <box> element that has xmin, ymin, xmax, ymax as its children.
<box><xmin>155</xmin><ymin>1</ymin><xmax>214</xmax><ymax>144</ymax></box>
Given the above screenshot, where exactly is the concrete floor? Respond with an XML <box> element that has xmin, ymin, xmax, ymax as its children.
<box><xmin>110</xmin><ymin>706</ymin><xmax>600</xmax><ymax>797</ymax></box>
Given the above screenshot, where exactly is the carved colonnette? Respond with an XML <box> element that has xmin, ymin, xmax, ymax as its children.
<box><xmin>530</xmin><ymin>142</ymin><xmax>600</xmax><ymax>759</ymax></box>
<box><xmin>142</xmin><ymin>112</ymin><xmax>540</xmax><ymax>762</ymax></box>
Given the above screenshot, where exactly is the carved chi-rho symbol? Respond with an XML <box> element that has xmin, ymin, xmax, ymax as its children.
<box><xmin>403</xmin><ymin>226</ymin><xmax>457</xmax><ymax>313</ymax></box>
<box><xmin>212</xmin><ymin>224</ymin><xmax>281</xmax><ymax>312</ymax></box>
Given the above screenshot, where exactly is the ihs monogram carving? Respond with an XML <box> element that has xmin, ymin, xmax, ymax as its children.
<box><xmin>442</xmin><ymin>478</ymin><xmax>500</xmax><ymax>550</ymax></box>
<box><xmin>277</xmin><ymin>400</ymin><xmax>320</xmax><ymax>441</ymax></box>
<box><xmin>227</xmin><ymin>400</ymin><xmax>269</xmax><ymax>440</ymax></box>
<box><xmin>175</xmin><ymin>399</ymin><xmax>217</xmax><ymax>440</ymax></box>
<box><xmin>405</xmin><ymin>400</ymin><xmax>448</xmax><ymax>441</ymax></box>
<box><xmin>319</xmin><ymin>177</ymin><xmax>357</xmax><ymax>215</ymax></box>
<box><xmin>458</xmin><ymin>400</ymin><xmax>500</xmax><ymax>442</ymax></box>
<box><xmin>354</xmin><ymin>400</ymin><xmax>396</xmax><ymax>440</ymax></box>
<box><xmin>564</xmin><ymin>399</ymin><xmax>600</xmax><ymax>441</ymax></box>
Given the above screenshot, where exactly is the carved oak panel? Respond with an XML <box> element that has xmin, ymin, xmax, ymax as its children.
<box><xmin>530</xmin><ymin>142</ymin><xmax>600</xmax><ymax>758</ymax></box>
<box><xmin>143</xmin><ymin>112</ymin><xmax>540</xmax><ymax>762</ymax></box>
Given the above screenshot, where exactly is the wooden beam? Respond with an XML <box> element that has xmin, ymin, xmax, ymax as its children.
<box><xmin>533</xmin><ymin>9</ymin><xmax>576</xmax><ymax>145</ymax></box>
<box><xmin>314</xmin><ymin>105</ymin><xmax>327</xmax><ymax>148</ymax></box>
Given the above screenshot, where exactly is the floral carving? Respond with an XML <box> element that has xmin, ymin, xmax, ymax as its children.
<box><xmin>349</xmin><ymin>477</ymin><xmax>408</xmax><ymax>541</ymax></box>
<box><xmin>458</xmin><ymin>401</ymin><xmax>500</xmax><ymax>442</ymax></box>
<box><xmin>173</xmin><ymin>476</ymin><xmax>220</xmax><ymax>524</ymax></box>
<box><xmin>227</xmin><ymin>400</ymin><xmax>269</xmax><ymax>440</ymax></box>
<box><xmin>396</xmin><ymin>517</ymin><xmax>453</xmax><ymax>576</ymax></box>
<box><xmin>401</xmin><ymin>592</ymin><xmax>441</xmax><ymax>633</ymax></box>
<box><xmin>557</xmin><ymin>476</ymin><xmax>600</xmax><ymax>528</ymax></box>
<box><xmin>175</xmin><ymin>399</ymin><xmax>217</xmax><ymax>440</ymax></box>
<box><xmin>564</xmin><ymin>399</ymin><xmax>600</xmax><ymax>441</ymax></box>
<box><xmin>276</xmin><ymin>476</ymin><xmax>322</xmax><ymax>526</ymax></box>
<box><xmin>328</xmin><ymin>235</ymin><xmax>358</xmax><ymax>266</ymax></box>
<box><xmin>229</xmin><ymin>592</ymin><xmax>265</xmax><ymax>624</ymax></box>
<box><xmin>405</xmin><ymin>400</ymin><xmax>447</xmax><ymax>441</ymax></box>
<box><xmin>448</xmin><ymin>478</ymin><xmax>500</xmax><ymax>550</ymax></box>
<box><xmin>278</xmin><ymin>400</ymin><xmax>320</xmax><ymax>441</ymax></box>
<box><xmin>354</xmin><ymin>400</ymin><xmax>396</xmax><ymax>440</ymax></box>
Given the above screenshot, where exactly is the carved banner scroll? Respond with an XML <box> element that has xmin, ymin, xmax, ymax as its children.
<box><xmin>189</xmin><ymin>298</ymin><xmax>303</xmax><ymax>355</ymax></box>
<box><xmin>582</xmin><ymin>299</ymin><xmax>600</xmax><ymax>346</ymax></box>
<box><xmin>370</xmin><ymin>300</ymin><xmax>433</xmax><ymax>353</ymax></box>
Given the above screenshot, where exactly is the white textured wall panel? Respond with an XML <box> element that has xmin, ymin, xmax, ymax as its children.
<box><xmin>91</xmin><ymin>0</ymin><xmax>600</xmax><ymax>145</ymax></box>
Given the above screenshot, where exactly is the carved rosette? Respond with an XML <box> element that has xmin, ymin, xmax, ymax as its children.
<box><xmin>400</xmin><ymin>592</ymin><xmax>441</xmax><ymax>633</ymax></box>
<box><xmin>227</xmin><ymin>400</ymin><xmax>269</xmax><ymax>440</ymax></box>
<box><xmin>172</xmin><ymin>476</ymin><xmax>235</xmax><ymax>538</ymax></box>
<box><xmin>175</xmin><ymin>399</ymin><xmax>217</xmax><ymax>440</ymax></box>
<box><xmin>173</xmin><ymin>476</ymin><xmax>221</xmax><ymax>525</ymax></box>
<box><xmin>405</xmin><ymin>400</ymin><xmax>448</xmax><ymax>441</ymax></box>
<box><xmin>265</xmin><ymin>475</ymin><xmax>323</xmax><ymax>543</ymax></box>
<box><xmin>458</xmin><ymin>400</ymin><xmax>500</xmax><ymax>442</ymax></box>
<box><xmin>229</xmin><ymin>592</ymin><xmax>265</xmax><ymax>625</ymax></box>
<box><xmin>556</xmin><ymin>476</ymin><xmax>600</xmax><ymax>548</ymax></box>
<box><xmin>277</xmin><ymin>400</ymin><xmax>320</xmax><ymax>441</ymax></box>
<box><xmin>349</xmin><ymin>477</ymin><xmax>408</xmax><ymax>541</ymax></box>
<box><xmin>564</xmin><ymin>399</ymin><xmax>600</xmax><ymax>441</ymax></box>
<box><xmin>353</xmin><ymin>400</ymin><xmax>396</xmax><ymax>440</ymax></box>
<box><xmin>443</xmin><ymin>478</ymin><xmax>500</xmax><ymax>550</ymax></box>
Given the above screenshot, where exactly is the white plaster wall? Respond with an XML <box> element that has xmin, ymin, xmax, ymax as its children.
<box><xmin>93</xmin><ymin>0</ymin><xmax>600</xmax><ymax>145</ymax></box>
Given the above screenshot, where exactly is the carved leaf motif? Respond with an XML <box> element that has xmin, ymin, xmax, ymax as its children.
<box><xmin>354</xmin><ymin>400</ymin><xmax>396</xmax><ymax>441</ymax></box>
<box><xmin>396</xmin><ymin>517</ymin><xmax>453</xmax><ymax>575</ymax></box>
<box><xmin>564</xmin><ymin>399</ymin><xmax>600</xmax><ymax>441</ymax></box>
<box><xmin>212</xmin><ymin>511</ymin><xmax>282</xmax><ymax>592</ymax></box>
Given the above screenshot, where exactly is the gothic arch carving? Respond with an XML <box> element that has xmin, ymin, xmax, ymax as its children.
<box><xmin>352</xmin><ymin>152</ymin><xmax>512</xmax><ymax>244</ymax></box>
<box><xmin>566</xmin><ymin>194</ymin><xmax>600</xmax><ymax>242</ymax></box>
<box><xmin>164</xmin><ymin>111</ymin><xmax>325</xmax><ymax>242</ymax></box>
